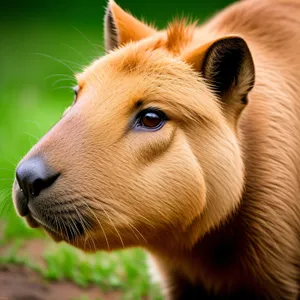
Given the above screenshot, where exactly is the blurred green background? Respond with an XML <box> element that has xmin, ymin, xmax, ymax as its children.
<box><xmin>0</xmin><ymin>0</ymin><xmax>233</xmax><ymax>299</ymax></box>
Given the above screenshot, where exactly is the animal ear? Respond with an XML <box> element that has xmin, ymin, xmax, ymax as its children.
<box><xmin>183</xmin><ymin>36</ymin><xmax>255</xmax><ymax>120</ymax></box>
<box><xmin>104</xmin><ymin>0</ymin><xmax>157</xmax><ymax>52</ymax></box>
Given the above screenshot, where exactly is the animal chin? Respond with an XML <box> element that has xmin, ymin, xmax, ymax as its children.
<box><xmin>28</xmin><ymin>213</ymin><xmax>86</xmax><ymax>243</ymax></box>
<box><xmin>25</xmin><ymin>214</ymin><xmax>41</xmax><ymax>228</ymax></box>
<box><xmin>43</xmin><ymin>226</ymin><xmax>64</xmax><ymax>242</ymax></box>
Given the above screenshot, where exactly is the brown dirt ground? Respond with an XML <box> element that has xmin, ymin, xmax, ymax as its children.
<box><xmin>0</xmin><ymin>240</ymin><xmax>122</xmax><ymax>300</ymax></box>
<box><xmin>0</xmin><ymin>264</ymin><xmax>122</xmax><ymax>300</ymax></box>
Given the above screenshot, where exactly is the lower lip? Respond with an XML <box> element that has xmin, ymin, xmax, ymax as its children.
<box><xmin>25</xmin><ymin>214</ymin><xmax>40</xmax><ymax>228</ymax></box>
<box><xmin>30</xmin><ymin>213</ymin><xmax>57</xmax><ymax>232</ymax></box>
<box><xmin>29</xmin><ymin>214</ymin><xmax>64</xmax><ymax>242</ymax></box>
<box><xmin>30</xmin><ymin>213</ymin><xmax>85</xmax><ymax>242</ymax></box>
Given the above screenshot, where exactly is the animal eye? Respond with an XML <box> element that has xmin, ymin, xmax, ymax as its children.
<box><xmin>72</xmin><ymin>85</ymin><xmax>79</xmax><ymax>103</ymax></box>
<box><xmin>135</xmin><ymin>109</ymin><xmax>167</xmax><ymax>131</ymax></box>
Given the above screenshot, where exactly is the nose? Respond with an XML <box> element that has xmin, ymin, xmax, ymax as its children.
<box><xmin>16</xmin><ymin>157</ymin><xmax>60</xmax><ymax>199</ymax></box>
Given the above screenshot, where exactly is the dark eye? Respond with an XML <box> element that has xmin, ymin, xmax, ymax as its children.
<box><xmin>72</xmin><ymin>85</ymin><xmax>79</xmax><ymax>103</ymax></box>
<box><xmin>135</xmin><ymin>109</ymin><xmax>167</xmax><ymax>131</ymax></box>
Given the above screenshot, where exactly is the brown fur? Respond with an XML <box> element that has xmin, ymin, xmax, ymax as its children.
<box><xmin>13</xmin><ymin>0</ymin><xmax>300</xmax><ymax>298</ymax></box>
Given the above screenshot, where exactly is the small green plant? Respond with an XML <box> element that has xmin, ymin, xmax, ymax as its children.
<box><xmin>42</xmin><ymin>242</ymin><xmax>162</xmax><ymax>298</ymax></box>
<box><xmin>72</xmin><ymin>296</ymin><xmax>104</xmax><ymax>300</ymax></box>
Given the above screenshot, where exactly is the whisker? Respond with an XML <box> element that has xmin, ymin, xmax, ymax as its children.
<box><xmin>0</xmin><ymin>203</ymin><xmax>12</xmax><ymax>216</ymax></box>
<box><xmin>58</xmin><ymin>215</ymin><xmax>63</xmax><ymax>236</ymax></box>
<box><xmin>0</xmin><ymin>189</ymin><xmax>11</xmax><ymax>198</ymax></box>
<box><xmin>68</xmin><ymin>218</ymin><xmax>79</xmax><ymax>243</ymax></box>
<box><xmin>61</xmin><ymin>60</ymin><xmax>83</xmax><ymax>68</ymax></box>
<box><xmin>93</xmin><ymin>199</ymin><xmax>125</xmax><ymax>248</ymax></box>
<box><xmin>71</xmin><ymin>205</ymin><xmax>89</xmax><ymax>250</ymax></box>
<box><xmin>53</xmin><ymin>213</ymin><xmax>59</xmax><ymax>232</ymax></box>
<box><xmin>59</xmin><ymin>215</ymin><xmax>71</xmax><ymax>242</ymax></box>
<box><xmin>31</xmin><ymin>53</ymin><xmax>76</xmax><ymax>73</ymax></box>
<box><xmin>69</xmin><ymin>214</ymin><xmax>81</xmax><ymax>237</ymax></box>
<box><xmin>109</xmin><ymin>206</ymin><xmax>147</xmax><ymax>244</ymax></box>
<box><xmin>61</xmin><ymin>43</ymin><xmax>93</xmax><ymax>64</ymax></box>
<box><xmin>0</xmin><ymin>187</ymin><xmax>13</xmax><ymax>194</ymax></box>
<box><xmin>53</xmin><ymin>86</ymin><xmax>73</xmax><ymax>91</ymax></box>
<box><xmin>52</xmin><ymin>78</ymin><xmax>76</xmax><ymax>87</ymax></box>
<box><xmin>74</xmin><ymin>205</ymin><xmax>97</xmax><ymax>252</ymax></box>
<box><xmin>72</xmin><ymin>207</ymin><xmax>86</xmax><ymax>250</ymax></box>
<box><xmin>24</xmin><ymin>132</ymin><xmax>40</xmax><ymax>142</ymax></box>
<box><xmin>0</xmin><ymin>189</ymin><xmax>11</xmax><ymax>199</ymax></box>
<box><xmin>0</xmin><ymin>193</ymin><xmax>13</xmax><ymax>216</ymax></box>
<box><xmin>72</xmin><ymin>26</ymin><xmax>102</xmax><ymax>54</ymax></box>
<box><xmin>125</xmin><ymin>209</ymin><xmax>156</xmax><ymax>229</ymax></box>
<box><xmin>0</xmin><ymin>186</ymin><xmax>11</xmax><ymax>192</ymax></box>
<box><xmin>80</xmin><ymin>207</ymin><xmax>99</xmax><ymax>252</ymax></box>
<box><xmin>82</xmin><ymin>202</ymin><xmax>110</xmax><ymax>251</ymax></box>
<box><xmin>0</xmin><ymin>158</ymin><xmax>17</xmax><ymax>169</ymax></box>
<box><xmin>55</xmin><ymin>214</ymin><xmax>64</xmax><ymax>241</ymax></box>
<box><xmin>24</xmin><ymin>120</ymin><xmax>43</xmax><ymax>136</ymax></box>
<box><xmin>45</xmin><ymin>74</ymin><xmax>75</xmax><ymax>80</ymax></box>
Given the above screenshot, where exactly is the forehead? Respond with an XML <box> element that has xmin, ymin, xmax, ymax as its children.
<box><xmin>78</xmin><ymin>46</ymin><xmax>179</xmax><ymax>84</ymax></box>
<box><xmin>76</xmin><ymin>42</ymin><xmax>195</xmax><ymax>107</ymax></box>
<box><xmin>77</xmin><ymin>20</ymin><xmax>197</xmax><ymax>85</ymax></box>
<box><xmin>75</xmin><ymin>36</ymin><xmax>221</xmax><ymax>124</ymax></box>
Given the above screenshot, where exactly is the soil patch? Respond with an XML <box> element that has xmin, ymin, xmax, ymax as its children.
<box><xmin>0</xmin><ymin>239</ymin><xmax>123</xmax><ymax>300</ymax></box>
<box><xmin>0</xmin><ymin>264</ymin><xmax>121</xmax><ymax>300</ymax></box>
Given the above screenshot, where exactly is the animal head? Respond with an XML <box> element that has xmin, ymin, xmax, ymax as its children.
<box><xmin>13</xmin><ymin>0</ymin><xmax>254</xmax><ymax>253</ymax></box>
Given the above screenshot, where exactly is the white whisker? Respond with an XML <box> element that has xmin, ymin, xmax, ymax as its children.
<box><xmin>52</xmin><ymin>78</ymin><xmax>76</xmax><ymax>87</ymax></box>
<box><xmin>109</xmin><ymin>206</ymin><xmax>147</xmax><ymax>244</ymax></box>
<box><xmin>74</xmin><ymin>204</ymin><xmax>97</xmax><ymax>252</ymax></box>
<box><xmin>32</xmin><ymin>53</ymin><xmax>75</xmax><ymax>73</ymax></box>
<box><xmin>93</xmin><ymin>199</ymin><xmax>125</xmax><ymax>248</ymax></box>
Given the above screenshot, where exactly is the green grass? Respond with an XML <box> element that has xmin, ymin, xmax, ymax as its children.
<box><xmin>0</xmin><ymin>238</ymin><xmax>161</xmax><ymax>299</ymax></box>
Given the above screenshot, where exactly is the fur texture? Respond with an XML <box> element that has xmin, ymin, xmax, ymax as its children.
<box><xmin>13</xmin><ymin>0</ymin><xmax>300</xmax><ymax>298</ymax></box>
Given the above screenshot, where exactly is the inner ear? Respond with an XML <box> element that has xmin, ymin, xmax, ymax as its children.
<box><xmin>202</xmin><ymin>37</ymin><xmax>255</xmax><ymax>102</ymax></box>
<box><xmin>105</xmin><ymin>5</ymin><xmax>119</xmax><ymax>51</ymax></box>
<box><xmin>104</xmin><ymin>0</ymin><xmax>157</xmax><ymax>52</ymax></box>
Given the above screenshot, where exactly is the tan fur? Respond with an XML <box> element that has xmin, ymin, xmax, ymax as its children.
<box><xmin>13</xmin><ymin>0</ymin><xmax>300</xmax><ymax>298</ymax></box>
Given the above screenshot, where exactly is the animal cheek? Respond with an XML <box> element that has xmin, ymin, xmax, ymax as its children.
<box><xmin>129</xmin><ymin>126</ymin><xmax>176</xmax><ymax>164</ymax></box>
<box><xmin>137</xmin><ymin>139</ymin><xmax>172</xmax><ymax>164</ymax></box>
<box><xmin>129</xmin><ymin>152</ymin><xmax>206</xmax><ymax>231</ymax></box>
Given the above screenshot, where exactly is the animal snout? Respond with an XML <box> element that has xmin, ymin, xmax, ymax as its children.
<box><xmin>15</xmin><ymin>157</ymin><xmax>60</xmax><ymax>216</ymax></box>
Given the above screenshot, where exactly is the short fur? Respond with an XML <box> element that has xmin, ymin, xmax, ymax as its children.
<box><xmin>13</xmin><ymin>0</ymin><xmax>300</xmax><ymax>298</ymax></box>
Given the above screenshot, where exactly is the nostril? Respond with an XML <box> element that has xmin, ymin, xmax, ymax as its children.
<box><xmin>16</xmin><ymin>157</ymin><xmax>60</xmax><ymax>199</ymax></box>
<box><xmin>31</xmin><ymin>173</ymin><xmax>60</xmax><ymax>197</ymax></box>
<box><xmin>31</xmin><ymin>178</ymin><xmax>43</xmax><ymax>197</ymax></box>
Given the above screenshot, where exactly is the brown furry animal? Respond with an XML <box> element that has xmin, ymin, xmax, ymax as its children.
<box><xmin>12</xmin><ymin>0</ymin><xmax>300</xmax><ymax>298</ymax></box>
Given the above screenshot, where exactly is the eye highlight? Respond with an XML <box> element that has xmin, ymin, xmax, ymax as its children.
<box><xmin>134</xmin><ymin>108</ymin><xmax>167</xmax><ymax>131</ymax></box>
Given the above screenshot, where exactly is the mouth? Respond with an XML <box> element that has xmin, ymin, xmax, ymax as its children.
<box><xmin>24</xmin><ymin>213</ymin><xmax>62</xmax><ymax>242</ymax></box>
<box><xmin>27</xmin><ymin>211</ymin><xmax>86</xmax><ymax>242</ymax></box>
<box><xmin>16</xmin><ymin>198</ymin><xmax>86</xmax><ymax>243</ymax></box>
<box><xmin>13</xmin><ymin>178</ymin><xmax>88</xmax><ymax>242</ymax></box>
